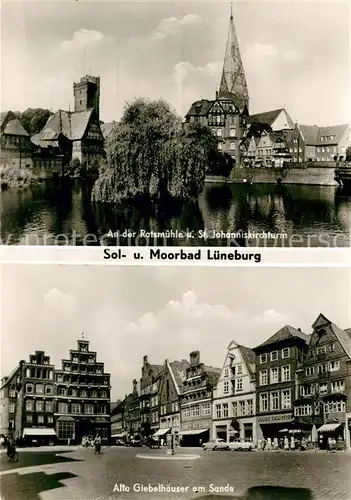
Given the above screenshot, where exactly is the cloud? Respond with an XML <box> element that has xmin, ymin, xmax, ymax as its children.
<box><xmin>244</xmin><ymin>42</ymin><xmax>278</xmax><ymax>71</ymax></box>
<box><xmin>61</xmin><ymin>29</ymin><xmax>107</xmax><ymax>50</ymax></box>
<box><xmin>44</xmin><ymin>288</ymin><xmax>75</xmax><ymax>312</ymax></box>
<box><xmin>253</xmin><ymin>309</ymin><xmax>290</xmax><ymax>324</ymax></box>
<box><xmin>150</xmin><ymin>14</ymin><xmax>201</xmax><ymax>41</ymax></box>
<box><xmin>172</xmin><ymin>60</ymin><xmax>222</xmax><ymax>83</ymax></box>
<box><xmin>283</xmin><ymin>48</ymin><xmax>301</xmax><ymax>62</ymax></box>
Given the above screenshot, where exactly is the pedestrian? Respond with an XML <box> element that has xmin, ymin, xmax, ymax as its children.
<box><xmin>257</xmin><ymin>437</ymin><xmax>262</xmax><ymax>451</ymax></box>
<box><xmin>266</xmin><ymin>437</ymin><xmax>272</xmax><ymax>451</ymax></box>
<box><xmin>290</xmin><ymin>436</ymin><xmax>295</xmax><ymax>451</ymax></box>
<box><xmin>284</xmin><ymin>436</ymin><xmax>289</xmax><ymax>451</ymax></box>
<box><xmin>273</xmin><ymin>437</ymin><xmax>278</xmax><ymax>451</ymax></box>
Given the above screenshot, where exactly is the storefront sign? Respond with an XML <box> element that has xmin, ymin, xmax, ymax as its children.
<box><xmin>257</xmin><ymin>413</ymin><xmax>293</xmax><ymax>424</ymax></box>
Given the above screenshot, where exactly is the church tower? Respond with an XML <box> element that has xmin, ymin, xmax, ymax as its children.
<box><xmin>73</xmin><ymin>75</ymin><xmax>100</xmax><ymax>120</ymax></box>
<box><xmin>219</xmin><ymin>5</ymin><xmax>249</xmax><ymax>112</ymax></box>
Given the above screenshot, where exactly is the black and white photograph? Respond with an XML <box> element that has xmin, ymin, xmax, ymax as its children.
<box><xmin>1</xmin><ymin>1</ymin><xmax>351</xmax><ymax>247</ymax></box>
<box><xmin>0</xmin><ymin>264</ymin><xmax>350</xmax><ymax>499</ymax></box>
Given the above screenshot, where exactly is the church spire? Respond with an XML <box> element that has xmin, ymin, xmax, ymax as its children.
<box><xmin>219</xmin><ymin>4</ymin><xmax>249</xmax><ymax>111</ymax></box>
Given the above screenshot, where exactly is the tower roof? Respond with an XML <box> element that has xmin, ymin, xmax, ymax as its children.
<box><xmin>218</xmin><ymin>6</ymin><xmax>249</xmax><ymax>111</ymax></box>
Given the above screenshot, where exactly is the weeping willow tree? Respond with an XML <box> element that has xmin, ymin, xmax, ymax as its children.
<box><xmin>92</xmin><ymin>98</ymin><xmax>218</xmax><ymax>204</ymax></box>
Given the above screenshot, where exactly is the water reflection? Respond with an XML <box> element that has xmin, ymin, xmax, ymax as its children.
<box><xmin>1</xmin><ymin>179</ymin><xmax>350</xmax><ymax>246</ymax></box>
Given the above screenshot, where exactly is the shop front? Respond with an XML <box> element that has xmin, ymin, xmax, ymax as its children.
<box><xmin>179</xmin><ymin>428</ymin><xmax>210</xmax><ymax>447</ymax></box>
<box><xmin>317</xmin><ymin>423</ymin><xmax>345</xmax><ymax>449</ymax></box>
<box><xmin>22</xmin><ymin>427</ymin><xmax>57</xmax><ymax>446</ymax></box>
<box><xmin>257</xmin><ymin>412</ymin><xmax>293</xmax><ymax>440</ymax></box>
<box><xmin>214</xmin><ymin>424</ymin><xmax>228</xmax><ymax>441</ymax></box>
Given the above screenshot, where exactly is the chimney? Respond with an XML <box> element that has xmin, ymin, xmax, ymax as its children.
<box><xmin>132</xmin><ymin>379</ymin><xmax>138</xmax><ymax>393</ymax></box>
<box><xmin>143</xmin><ymin>355</ymin><xmax>148</xmax><ymax>365</ymax></box>
<box><xmin>298</xmin><ymin>328</ymin><xmax>302</xmax><ymax>332</ymax></box>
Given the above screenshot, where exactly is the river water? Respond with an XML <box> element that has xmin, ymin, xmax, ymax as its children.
<box><xmin>1</xmin><ymin>180</ymin><xmax>350</xmax><ymax>247</ymax></box>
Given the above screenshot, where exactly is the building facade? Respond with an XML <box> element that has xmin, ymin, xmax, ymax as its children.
<box><xmin>179</xmin><ymin>351</ymin><xmax>220</xmax><ymax>446</ymax></box>
<box><xmin>139</xmin><ymin>356</ymin><xmax>163</xmax><ymax>440</ymax></box>
<box><xmin>212</xmin><ymin>342</ymin><xmax>257</xmax><ymax>443</ymax></box>
<box><xmin>54</xmin><ymin>339</ymin><xmax>110</xmax><ymax>443</ymax></box>
<box><xmin>0</xmin><ymin>351</ymin><xmax>56</xmax><ymax>445</ymax></box>
<box><xmin>253</xmin><ymin>326</ymin><xmax>310</xmax><ymax>440</ymax></box>
<box><xmin>0</xmin><ymin>111</ymin><xmax>33</xmax><ymax>169</ymax></box>
<box><xmin>123</xmin><ymin>379</ymin><xmax>141</xmax><ymax>441</ymax></box>
<box><xmin>156</xmin><ymin>359</ymin><xmax>189</xmax><ymax>444</ymax></box>
<box><xmin>294</xmin><ymin>314</ymin><xmax>351</xmax><ymax>449</ymax></box>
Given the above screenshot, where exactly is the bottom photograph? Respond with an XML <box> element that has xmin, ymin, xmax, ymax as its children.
<box><xmin>0</xmin><ymin>265</ymin><xmax>350</xmax><ymax>500</ymax></box>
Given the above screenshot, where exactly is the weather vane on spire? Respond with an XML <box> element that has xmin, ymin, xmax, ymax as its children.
<box><xmin>81</xmin><ymin>331</ymin><xmax>85</xmax><ymax>340</ymax></box>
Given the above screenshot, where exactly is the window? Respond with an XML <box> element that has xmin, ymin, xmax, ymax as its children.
<box><xmin>224</xmin><ymin>381</ymin><xmax>229</xmax><ymax>394</ymax></box>
<box><xmin>260</xmin><ymin>370</ymin><xmax>268</xmax><ymax>386</ymax></box>
<box><xmin>329</xmin><ymin>343</ymin><xmax>335</xmax><ymax>352</ymax></box>
<box><xmin>38</xmin><ymin>415</ymin><xmax>44</xmax><ymax>424</ymax></box>
<box><xmin>229</xmin><ymin>142</ymin><xmax>235</xmax><ymax>150</ymax></box>
<box><xmin>294</xmin><ymin>405</ymin><xmax>312</xmax><ymax>416</ymax></box>
<box><xmin>58</xmin><ymin>402</ymin><xmax>68</xmax><ymax>413</ymax></box>
<box><xmin>218</xmin><ymin>143</ymin><xmax>222</xmax><ymax>151</ymax></box>
<box><xmin>270</xmin><ymin>351</ymin><xmax>278</xmax><ymax>361</ymax></box>
<box><xmin>9</xmin><ymin>403</ymin><xmax>15</xmax><ymax>413</ymax></box>
<box><xmin>236</xmin><ymin>378</ymin><xmax>243</xmax><ymax>391</ymax></box>
<box><xmin>260</xmin><ymin>354</ymin><xmax>267</xmax><ymax>364</ymax></box>
<box><xmin>71</xmin><ymin>403</ymin><xmax>81</xmax><ymax>414</ymax></box>
<box><xmin>26</xmin><ymin>384</ymin><xmax>34</xmax><ymax>394</ymax></box>
<box><xmin>232</xmin><ymin>401</ymin><xmax>237</xmax><ymax>417</ymax></box>
<box><xmin>224</xmin><ymin>368</ymin><xmax>229</xmax><ymax>377</ymax></box>
<box><xmin>80</xmin><ymin>390</ymin><xmax>87</xmax><ymax>397</ymax></box>
<box><xmin>318</xmin><ymin>382</ymin><xmax>328</xmax><ymax>394</ymax></box>
<box><xmin>58</xmin><ymin>388</ymin><xmax>66</xmax><ymax>396</ymax></box>
<box><xmin>216</xmin><ymin>129</ymin><xmax>222</xmax><ymax>137</ymax></box>
<box><xmin>36</xmin><ymin>400</ymin><xmax>44</xmax><ymax>412</ymax></box>
<box><xmin>331</xmin><ymin>380</ymin><xmax>345</xmax><ymax>393</ymax></box>
<box><xmin>216</xmin><ymin>404</ymin><xmax>221</xmax><ymax>419</ymax></box>
<box><xmin>223</xmin><ymin>403</ymin><xmax>229</xmax><ymax>418</ymax></box>
<box><xmin>237</xmin><ymin>364</ymin><xmax>243</xmax><ymax>375</ymax></box>
<box><xmin>239</xmin><ymin>400</ymin><xmax>245</xmax><ymax>416</ymax></box>
<box><xmin>25</xmin><ymin>400</ymin><xmax>34</xmax><ymax>411</ymax></box>
<box><xmin>26</xmin><ymin>415</ymin><xmax>33</xmax><ymax>423</ymax></box>
<box><xmin>9</xmin><ymin>389</ymin><xmax>16</xmax><ymax>398</ymax></box>
<box><xmin>48</xmin><ymin>416</ymin><xmax>53</xmax><ymax>424</ymax></box>
<box><xmin>270</xmin><ymin>367</ymin><xmax>279</xmax><ymax>384</ymax></box>
<box><xmin>202</xmin><ymin>402</ymin><xmax>211</xmax><ymax>416</ymax></box>
<box><xmin>271</xmin><ymin>391</ymin><xmax>279</xmax><ymax>410</ymax></box>
<box><xmin>317</xmin><ymin>346</ymin><xmax>326</xmax><ymax>354</ymax></box>
<box><xmin>281</xmin><ymin>365</ymin><xmax>291</xmax><ymax>382</ymax></box>
<box><xmin>305</xmin><ymin>366</ymin><xmax>314</xmax><ymax>376</ymax></box>
<box><xmin>260</xmin><ymin>393</ymin><xmax>268</xmax><ymax>412</ymax></box>
<box><xmin>318</xmin><ymin>364</ymin><xmax>327</xmax><ymax>375</ymax></box>
<box><xmin>57</xmin><ymin>420</ymin><xmax>75</xmax><ymax>440</ymax></box>
<box><xmin>282</xmin><ymin>348</ymin><xmax>290</xmax><ymax>359</ymax></box>
<box><xmin>84</xmin><ymin>404</ymin><xmax>94</xmax><ymax>415</ymax></box>
<box><xmin>36</xmin><ymin>384</ymin><xmax>43</xmax><ymax>394</ymax></box>
<box><xmin>230</xmin><ymin>129</ymin><xmax>236</xmax><ymax>137</ymax></box>
<box><xmin>97</xmin><ymin>405</ymin><xmax>106</xmax><ymax>414</ymax></box>
<box><xmin>45</xmin><ymin>385</ymin><xmax>53</xmax><ymax>395</ymax></box>
<box><xmin>328</xmin><ymin>361</ymin><xmax>340</xmax><ymax>372</ymax></box>
<box><xmin>247</xmin><ymin>399</ymin><xmax>253</xmax><ymax>415</ymax></box>
<box><xmin>45</xmin><ymin>401</ymin><xmax>52</xmax><ymax>412</ymax></box>
<box><xmin>281</xmin><ymin>389</ymin><xmax>291</xmax><ymax>409</ymax></box>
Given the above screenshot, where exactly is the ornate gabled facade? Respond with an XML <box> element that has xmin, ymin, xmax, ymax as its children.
<box><xmin>212</xmin><ymin>341</ymin><xmax>256</xmax><ymax>443</ymax></box>
<box><xmin>54</xmin><ymin>339</ymin><xmax>111</xmax><ymax>443</ymax></box>
<box><xmin>179</xmin><ymin>351</ymin><xmax>220</xmax><ymax>446</ymax></box>
<box><xmin>155</xmin><ymin>359</ymin><xmax>189</xmax><ymax>444</ymax></box>
<box><xmin>0</xmin><ymin>111</ymin><xmax>33</xmax><ymax>169</ymax></box>
<box><xmin>218</xmin><ymin>7</ymin><xmax>249</xmax><ymax>112</ymax></box>
<box><xmin>294</xmin><ymin>314</ymin><xmax>351</xmax><ymax>449</ymax></box>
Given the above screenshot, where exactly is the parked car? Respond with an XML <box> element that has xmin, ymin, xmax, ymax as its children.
<box><xmin>202</xmin><ymin>438</ymin><xmax>229</xmax><ymax>451</ymax></box>
<box><xmin>115</xmin><ymin>439</ymin><xmax>126</xmax><ymax>446</ymax></box>
<box><xmin>228</xmin><ymin>440</ymin><xmax>255</xmax><ymax>451</ymax></box>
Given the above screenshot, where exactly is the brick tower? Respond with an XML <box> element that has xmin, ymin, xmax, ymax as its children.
<box><xmin>73</xmin><ymin>75</ymin><xmax>100</xmax><ymax>120</ymax></box>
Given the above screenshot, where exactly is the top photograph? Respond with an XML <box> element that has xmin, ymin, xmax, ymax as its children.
<box><xmin>1</xmin><ymin>1</ymin><xmax>350</xmax><ymax>247</ymax></box>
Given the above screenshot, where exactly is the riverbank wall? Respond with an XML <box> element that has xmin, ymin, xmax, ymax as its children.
<box><xmin>206</xmin><ymin>162</ymin><xmax>338</xmax><ymax>186</ymax></box>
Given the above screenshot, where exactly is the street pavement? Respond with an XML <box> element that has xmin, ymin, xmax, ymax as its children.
<box><xmin>1</xmin><ymin>446</ymin><xmax>350</xmax><ymax>500</ymax></box>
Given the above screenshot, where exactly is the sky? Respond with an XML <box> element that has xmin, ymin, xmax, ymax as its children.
<box><xmin>1</xmin><ymin>264</ymin><xmax>350</xmax><ymax>400</ymax></box>
<box><xmin>1</xmin><ymin>1</ymin><xmax>350</xmax><ymax>126</ymax></box>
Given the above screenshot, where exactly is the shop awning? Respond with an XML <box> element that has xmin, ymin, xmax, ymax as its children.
<box><xmin>179</xmin><ymin>429</ymin><xmax>209</xmax><ymax>436</ymax></box>
<box><xmin>317</xmin><ymin>423</ymin><xmax>341</xmax><ymax>433</ymax></box>
<box><xmin>23</xmin><ymin>428</ymin><xmax>56</xmax><ymax>437</ymax></box>
<box><xmin>111</xmin><ymin>433</ymin><xmax>126</xmax><ymax>438</ymax></box>
<box><xmin>153</xmin><ymin>428</ymin><xmax>170</xmax><ymax>437</ymax></box>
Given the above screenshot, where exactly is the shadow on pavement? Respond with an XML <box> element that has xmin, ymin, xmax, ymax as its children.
<box><xmin>0</xmin><ymin>471</ymin><xmax>77</xmax><ymax>500</ymax></box>
<box><xmin>192</xmin><ymin>485</ymin><xmax>313</xmax><ymax>500</ymax></box>
<box><xmin>1</xmin><ymin>451</ymin><xmax>83</xmax><ymax>472</ymax></box>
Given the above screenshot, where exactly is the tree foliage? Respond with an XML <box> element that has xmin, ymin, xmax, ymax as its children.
<box><xmin>15</xmin><ymin>108</ymin><xmax>51</xmax><ymax>136</ymax></box>
<box><xmin>92</xmin><ymin>98</ymin><xmax>218</xmax><ymax>204</ymax></box>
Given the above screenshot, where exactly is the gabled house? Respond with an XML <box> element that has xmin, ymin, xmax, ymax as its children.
<box><xmin>248</xmin><ymin>108</ymin><xmax>294</xmax><ymax>132</ymax></box>
<box><xmin>139</xmin><ymin>355</ymin><xmax>163</xmax><ymax>439</ymax></box>
<box><xmin>212</xmin><ymin>341</ymin><xmax>256</xmax><ymax>443</ymax></box>
<box><xmin>155</xmin><ymin>359</ymin><xmax>189</xmax><ymax>444</ymax></box>
<box><xmin>179</xmin><ymin>351</ymin><xmax>220</xmax><ymax>446</ymax></box>
<box><xmin>0</xmin><ymin>111</ymin><xmax>33</xmax><ymax>169</ymax></box>
<box><xmin>294</xmin><ymin>314</ymin><xmax>351</xmax><ymax>449</ymax></box>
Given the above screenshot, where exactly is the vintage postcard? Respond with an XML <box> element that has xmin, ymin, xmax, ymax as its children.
<box><xmin>0</xmin><ymin>264</ymin><xmax>350</xmax><ymax>499</ymax></box>
<box><xmin>1</xmin><ymin>1</ymin><xmax>350</xmax><ymax>247</ymax></box>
